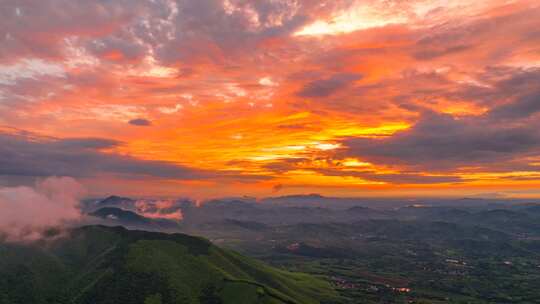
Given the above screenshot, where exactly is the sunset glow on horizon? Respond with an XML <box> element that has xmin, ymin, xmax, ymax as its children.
<box><xmin>1</xmin><ymin>0</ymin><xmax>540</xmax><ymax>198</ymax></box>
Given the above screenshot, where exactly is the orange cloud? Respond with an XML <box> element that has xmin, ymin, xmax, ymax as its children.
<box><xmin>1</xmin><ymin>0</ymin><xmax>540</xmax><ymax>198</ymax></box>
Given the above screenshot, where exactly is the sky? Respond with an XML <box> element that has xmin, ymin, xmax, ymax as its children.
<box><xmin>1</xmin><ymin>0</ymin><xmax>540</xmax><ymax>198</ymax></box>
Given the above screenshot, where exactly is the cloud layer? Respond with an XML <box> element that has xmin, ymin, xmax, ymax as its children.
<box><xmin>0</xmin><ymin>0</ymin><xmax>539</xmax><ymax>197</ymax></box>
<box><xmin>0</xmin><ymin>176</ymin><xmax>84</xmax><ymax>241</ymax></box>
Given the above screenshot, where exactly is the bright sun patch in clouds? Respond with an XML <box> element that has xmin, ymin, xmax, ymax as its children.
<box><xmin>127</xmin><ymin>56</ymin><xmax>178</xmax><ymax>78</ymax></box>
<box><xmin>0</xmin><ymin>59</ymin><xmax>65</xmax><ymax>85</ymax></box>
<box><xmin>158</xmin><ymin>104</ymin><xmax>183</xmax><ymax>114</ymax></box>
<box><xmin>295</xmin><ymin>0</ymin><xmax>513</xmax><ymax>36</ymax></box>
<box><xmin>313</xmin><ymin>142</ymin><xmax>341</xmax><ymax>151</ymax></box>
<box><xmin>326</xmin><ymin>123</ymin><xmax>411</xmax><ymax>138</ymax></box>
<box><xmin>342</xmin><ymin>158</ymin><xmax>372</xmax><ymax>167</ymax></box>
<box><xmin>259</xmin><ymin>77</ymin><xmax>277</xmax><ymax>86</ymax></box>
<box><xmin>295</xmin><ymin>14</ymin><xmax>405</xmax><ymax>36</ymax></box>
<box><xmin>295</xmin><ymin>2</ymin><xmax>408</xmax><ymax>36</ymax></box>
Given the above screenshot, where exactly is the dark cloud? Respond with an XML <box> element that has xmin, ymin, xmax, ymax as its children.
<box><xmin>128</xmin><ymin>118</ymin><xmax>152</xmax><ymax>126</ymax></box>
<box><xmin>413</xmin><ymin>44</ymin><xmax>473</xmax><ymax>60</ymax></box>
<box><xmin>361</xmin><ymin>173</ymin><xmax>461</xmax><ymax>184</ymax></box>
<box><xmin>366</xmin><ymin>67</ymin><xmax>540</xmax><ymax>172</ymax></box>
<box><xmin>342</xmin><ymin>111</ymin><xmax>540</xmax><ymax>171</ymax></box>
<box><xmin>0</xmin><ymin>128</ymin><xmax>273</xmax><ymax>183</ymax></box>
<box><xmin>412</xmin><ymin>6</ymin><xmax>540</xmax><ymax>65</ymax></box>
<box><xmin>272</xmin><ymin>184</ymin><xmax>284</xmax><ymax>192</ymax></box>
<box><xmin>317</xmin><ymin>168</ymin><xmax>462</xmax><ymax>184</ymax></box>
<box><xmin>54</xmin><ymin>138</ymin><xmax>120</xmax><ymax>149</ymax></box>
<box><xmin>488</xmin><ymin>90</ymin><xmax>540</xmax><ymax>120</ymax></box>
<box><xmin>0</xmin><ymin>130</ymin><xmax>205</xmax><ymax>179</ymax></box>
<box><xmin>86</xmin><ymin>36</ymin><xmax>147</xmax><ymax>62</ymax></box>
<box><xmin>263</xmin><ymin>157</ymin><xmax>462</xmax><ymax>184</ymax></box>
<box><xmin>0</xmin><ymin>0</ymin><xmax>145</xmax><ymax>63</ymax></box>
<box><xmin>154</xmin><ymin>0</ymin><xmax>352</xmax><ymax>65</ymax></box>
<box><xmin>452</xmin><ymin>67</ymin><xmax>540</xmax><ymax>110</ymax></box>
<box><xmin>2</xmin><ymin>0</ymin><xmax>345</xmax><ymax>68</ymax></box>
<box><xmin>296</xmin><ymin>73</ymin><xmax>362</xmax><ymax>98</ymax></box>
<box><xmin>264</xmin><ymin>158</ymin><xmax>307</xmax><ymax>174</ymax></box>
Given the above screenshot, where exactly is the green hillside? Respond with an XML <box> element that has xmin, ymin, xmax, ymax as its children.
<box><xmin>0</xmin><ymin>226</ymin><xmax>339</xmax><ymax>304</ymax></box>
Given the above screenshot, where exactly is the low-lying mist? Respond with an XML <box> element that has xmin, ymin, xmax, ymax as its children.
<box><xmin>0</xmin><ymin>176</ymin><xmax>84</xmax><ymax>241</ymax></box>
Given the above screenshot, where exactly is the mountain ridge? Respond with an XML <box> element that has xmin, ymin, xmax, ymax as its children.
<box><xmin>0</xmin><ymin>225</ymin><xmax>339</xmax><ymax>304</ymax></box>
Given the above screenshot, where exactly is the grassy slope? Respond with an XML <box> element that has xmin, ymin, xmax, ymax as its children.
<box><xmin>0</xmin><ymin>226</ymin><xmax>338</xmax><ymax>304</ymax></box>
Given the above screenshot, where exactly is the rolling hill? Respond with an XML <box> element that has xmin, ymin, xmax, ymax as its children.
<box><xmin>0</xmin><ymin>226</ymin><xmax>339</xmax><ymax>304</ymax></box>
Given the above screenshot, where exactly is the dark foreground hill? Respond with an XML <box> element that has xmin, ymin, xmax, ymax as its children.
<box><xmin>0</xmin><ymin>226</ymin><xmax>338</xmax><ymax>304</ymax></box>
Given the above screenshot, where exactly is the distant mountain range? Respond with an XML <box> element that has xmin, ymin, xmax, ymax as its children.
<box><xmin>84</xmin><ymin>195</ymin><xmax>540</xmax><ymax>234</ymax></box>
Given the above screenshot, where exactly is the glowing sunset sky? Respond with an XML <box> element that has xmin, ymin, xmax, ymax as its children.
<box><xmin>1</xmin><ymin>0</ymin><xmax>540</xmax><ymax>198</ymax></box>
